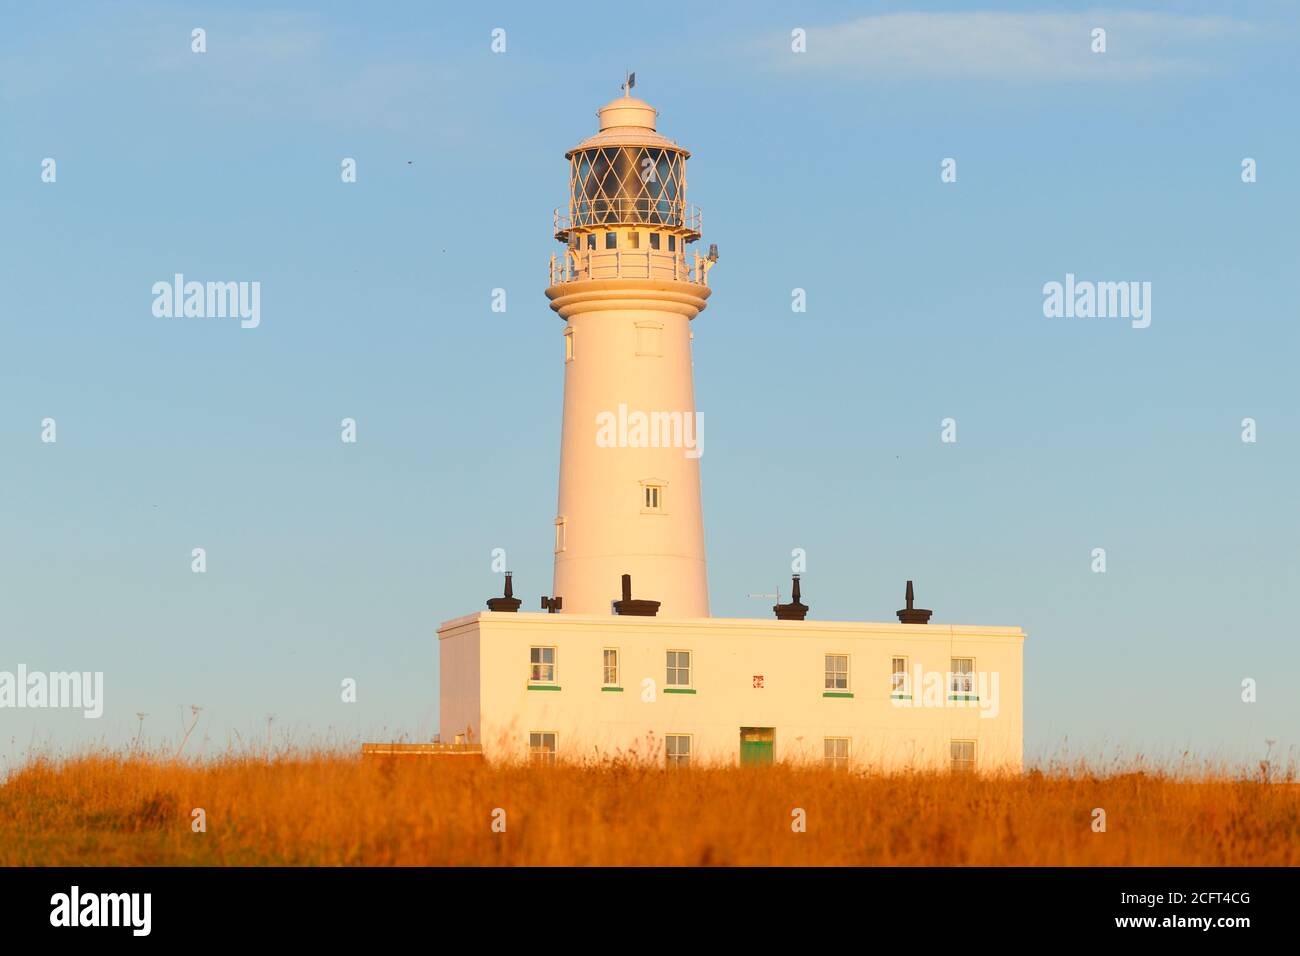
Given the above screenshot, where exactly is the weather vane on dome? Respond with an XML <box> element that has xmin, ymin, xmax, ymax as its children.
<box><xmin>623</xmin><ymin>70</ymin><xmax>636</xmax><ymax>96</ymax></box>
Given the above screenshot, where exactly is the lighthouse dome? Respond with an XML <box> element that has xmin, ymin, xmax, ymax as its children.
<box><xmin>568</xmin><ymin>93</ymin><xmax>686</xmax><ymax>156</ymax></box>
<box><xmin>597</xmin><ymin>94</ymin><xmax>657</xmax><ymax>131</ymax></box>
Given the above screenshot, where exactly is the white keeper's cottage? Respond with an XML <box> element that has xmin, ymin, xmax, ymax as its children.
<box><xmin>437</xmin><ymin>85</ymin><xmax>1025</xmax><ymax>772</ymax></box>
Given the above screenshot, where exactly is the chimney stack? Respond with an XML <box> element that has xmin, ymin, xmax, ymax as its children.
<box><xmin>486</xmin><ymin>571</ymin><xmax>522</xmax><ymax>612</ymax></box>
<box><xmin>895</xmin><ymin>580</ymin><xmax>933</xmax><ymax>624</ymax></box>
<box><xmin>612</xmin><ymin>573</ymin><xmax>661</xmax><ymax>617</ymax></box>
<box><xmin>773</xmin><ymin>574</ymin><xmax>809</xmax><ymax>621</ymax></box>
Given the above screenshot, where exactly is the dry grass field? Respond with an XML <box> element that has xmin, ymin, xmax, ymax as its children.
<box><xmin>2</xmin><ymin>751</ymin><xmax>1297</xmax><ymax>866</ymax></box>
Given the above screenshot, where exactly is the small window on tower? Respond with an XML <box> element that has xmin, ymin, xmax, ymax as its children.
<box><xmin>586</xmin><ymin>234</ymin><xmax>596</xmax><ymax>250</ymax></box>
<box><xmin>627</xmin><ymin>231</ymin><xmax>640</xmax><ymax>249</ymax></box>
<box><xmin>605</xmin><ymin>232</ymin><xmax>617</xmax><ymax>250</ymax></box>
<box><xmin>554</xmin><ymin>516</ymin><xmax>566</xmax><ymax>553</ymax></box>
<box><xmin>641</xmin><ymin>482</ymin><xmax>664</xmax><ymax>513</ymax></box>
<box><xmin>668</xmin><ymin>235</ymin><xmax>677</xmax><ymax>252</ymax></box>
<box><xmin>649</xmin><ymin>233</ymin><xmax>661</xmax><ymax>250</ymax></box>
<box><xmin>563</xmin><ymin>326</ymin><xmax>574</xmax><ymax>363</ymax></box>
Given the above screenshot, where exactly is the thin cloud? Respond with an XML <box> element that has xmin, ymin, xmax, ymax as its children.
<box><xmin>775</xmin><ymin>11</ymin><xmax>1257</xmax><ymax>80</ymax></box>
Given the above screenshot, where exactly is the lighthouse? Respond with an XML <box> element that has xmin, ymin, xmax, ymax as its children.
<box><xmin>434</xmin><ymin>85</ymin><xmax>1024</xmax><ymax>773</ymax></box>
<box><xmin>545</xmin><ymin>85</ymin><xmax>716</xmax><ymax>618</ymax></box>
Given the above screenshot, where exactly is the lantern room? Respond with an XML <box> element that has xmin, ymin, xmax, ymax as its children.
<box><xmin>550</xmin><ymin>89</ymin><xmax>709</xmax><ymax>286</ymax></box>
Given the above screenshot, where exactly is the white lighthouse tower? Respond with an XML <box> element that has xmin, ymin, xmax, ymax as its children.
<box><xmin>545</xmin><ymin>84</ymin><xmax>717</xmax><ymax>618</ymax></box>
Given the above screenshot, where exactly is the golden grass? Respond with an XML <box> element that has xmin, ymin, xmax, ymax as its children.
<box><xmin>2</xmin><ymin>751</ymin><xmax>1297</xmax><ymax>866</ymax></box>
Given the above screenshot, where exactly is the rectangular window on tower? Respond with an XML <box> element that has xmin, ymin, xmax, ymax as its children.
<box><xmin>563</xmin><ymin>326</ymin><xmax>574</xmax><ymax>363</ymax></box>
<box><xmin>627</xmin><ymin>231</ymin><xmax>640</xmax><ymax>249</ymax></box>
<box><xmin>641</xmin><ymin>483</ymin><xmax>663</xmax><ymax>513</ymax></box>
<box><xmin>605</xmin><ymin>232</ymin><xmax>617</xmax><ymax>249</ymax></box>
<box><xmin>554</xmin><ymin>517</ymin><xmax>566</xmax><ymax>553</ymax></box>
<box><xmin>649</xmin><ymin>233</ymin><xmax>661</xmax><ymax>250</ymax></box>
<box><xmin>668</xmin><ymin>235</ymin><xmax>677</xmax><ymax>252</ymax></box>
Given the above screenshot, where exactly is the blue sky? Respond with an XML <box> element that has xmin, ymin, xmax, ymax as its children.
<box><xmin>2</xmin><ymin>1</ymin><xmax>1296</xmax><ymax>769</ymax></box>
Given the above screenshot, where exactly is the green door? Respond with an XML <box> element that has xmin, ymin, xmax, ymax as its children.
<box><xmin>739</xmin><ymin>728</ymin><xmax>775</xmax><ymax>766</ymax></box>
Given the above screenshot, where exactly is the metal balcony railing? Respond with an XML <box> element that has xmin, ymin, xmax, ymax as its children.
<box><xmin>548</xmin><ymin>247</ymin><xmax>712</xmax><ymax>286</ymax></box>
<box><xmin>554</xmin><ymin>200</ymin><xmax>702</xmax><ymax>238</ymax></box>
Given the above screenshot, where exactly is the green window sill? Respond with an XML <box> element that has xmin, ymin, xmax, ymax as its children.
<box><xmin>823</xmin><ymin>691</ymin><xmax>853</xmax><ymax>699</ymax></box>
<box><xmin>664</xmin><ymin>687</ymin><xmax>696</xmax><ymax>695</ymax></box>
<box><xmin>891</xmin><ymin>694</ymin><xmax>913</xmax><ymax>700</ymax></box>
<box><xmin>601</xmin><ymin>686</ymin><xmax>623</xmax><ymax>692</ymax></box>
<box><xmin>948</xmin><ymin>694</ymin><xmax>979</xmax><ymax>701</ymax></box>
<box><xmin>528</xmin><ymin>684</ymin><xmax>562</xmax><ymax>691</ymax></box>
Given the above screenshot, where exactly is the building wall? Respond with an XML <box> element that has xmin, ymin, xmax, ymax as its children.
<box><xmin>438</xmin><ymin>624</ymin><xmax>480</xmax><ymax>745</ymax></box>
<box><xmin>437</xmin><ymin>612</ymin><xmax>1024</xmax><ymax>772</ymax></box>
